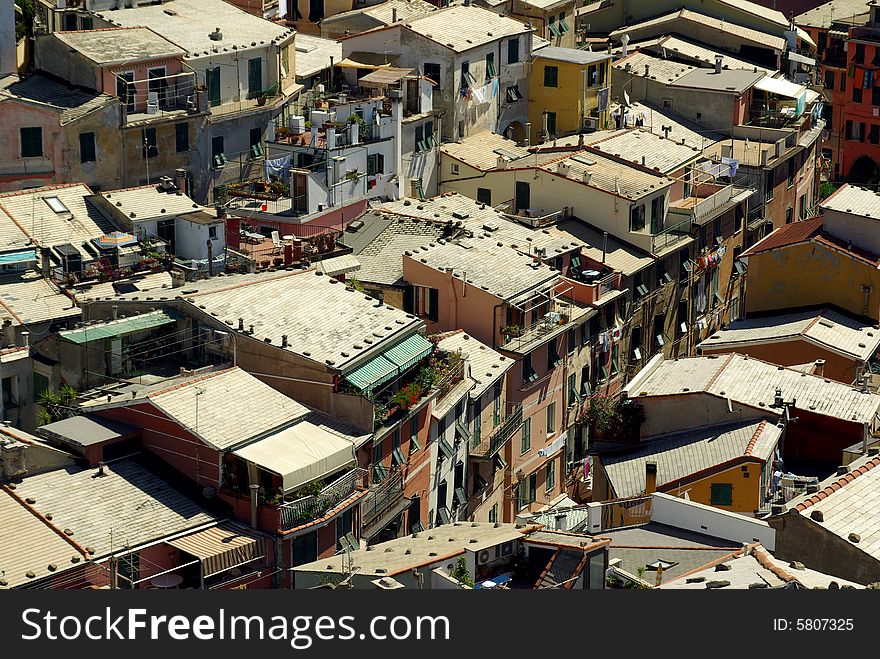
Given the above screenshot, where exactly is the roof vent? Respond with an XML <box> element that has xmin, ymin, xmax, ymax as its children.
<box><xmin>209</xmin><ymin>27</ymin><xmax>223</xmax><ymax>41</ymax></box>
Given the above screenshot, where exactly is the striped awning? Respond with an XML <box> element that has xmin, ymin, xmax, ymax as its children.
<box><xmin>167</xmin><ymin>523</ymin><xmax>266</xmax><ymax>578</ymax></box>
<box><xmin>383</xmin><ymin>334</ymin><xmax>433</xmax><ymax>373</ymax></box>
<box><xmin>343</xmin><ymin>353</ymin><xmax>399</xmax><ymax>393</ymax></box>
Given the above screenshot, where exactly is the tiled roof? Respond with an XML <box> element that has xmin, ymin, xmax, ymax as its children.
<box><xmin>820</xmin><ymin>183</ymin><xmax>880</xmax><ymax>218</ymax></box>
<box><xmin>0</xmin><ymin>74</ymin><xmax>115</xmax><ymax>125</ymax></box>
<box><xmin>613</xmin><ymin>50</ymin><xmax>695</xmax><ymax>84</ymax></box>
<box><xmin>740</xmin><ymin>218</ymin><xmax>824</xmax><ymax>257</ymax></box>
<box><xmin>95</xmin><ymin>0</ymin><xmax>294</xmax><ymax>57</ymax></box>
<box><xmin>294</xmin><ymin>34</ymin><xmax>343</xmax><ymax>79</ymax></box>
<box><xmin>94</xmin><ymin>185</ymin><xmax>210</xmax><ymax>223</ymax></box>
<box><xmin>535</xmin><ymin>46</ymin><xmax>613</xmax><ymax>65</ymax></box>
<box><xmin>73</xmin><ymin>271</ymin><xmax>173</xmax><ymax>304</ymax></box>
<box><xmin>586</xmin><ymin>128</ymin><xmax>705</xmax><ymax>174</ymax></box>
<box><xmin>612</xmin><ymin>101</ymin><xmax>724</xmax><ymax>150</ymax></box>
<box><xmin>325</xmin><ymin>0</ymin><xmax>437</xmax><ymax>25</ymax></box>
<box><xmin>405</xmin><ymin>238</ymin><xmax>559</xmax><ymax>301</ymax></box>
<box><xmin>601</xmin><ymin>420</ymin><xmax>780</xmax><ymax>498</ymax></box>
<box><xmin>627</xmin><ymin>353</ymin><xmax>880</xmax><ymax>424</ymax></box>
<box><xmin>52</xmin><ymin>27</ymin><xmax>185</xmax><ymax>65</ymax></box>
<box><xmin>785</xmin><ymin>455</ymin><xmax>880</xmax><ymax>563</ymax></box>
<box><xmin>403</xmin><ymin>5</ymin><xmax>531</xmax><ymax>52</ymax></box>
<box><xmin>10</xmin><ymin>460</ymin><xmax>218</xmax><ymax>560</ymax></box>
<box><xmin>796</xmin><ymin>0</ymin><xmax>871</xmax><ymax>29</ymax></box>
<box><xmin>699</xmin><ymin>307</ymin><xmax>880</xmax><ymax>362</ymax></box>
<box><xmin>669</xmin><ymin>67</ymin><xmax>765</xmax><ymax>93</ymax></box>
<box><xmin>437</xmin><ymin>330</ymin><xmax>513</xmax><ymax>399</ymax></box>
<box><xmin>0</xmin><ymin>270</ymin><xmax>78</xmax><ymax>327</ymax></box>
<box><xmin>545</xmin><ymin>219</ymin><xmax>654</xmax><ymax>276</ymax></box>
<box><xmin>144</xmin><ymin>367</ymin><xmax>310</xmax><ymax>450</ymax></box>
<box><xmin>0</xmin><ymin>486</ymin><xmax>86</xmax><ymax>588</ymax></box>
<box><xmin>649</xmin><ymin>36</ymin><xmax>775</xmax><ymax>75</ymax></box>
<box><xmin>540</xmin><ymin>150</ymin><xmax>675</xmax><ymax>200</ymax></box>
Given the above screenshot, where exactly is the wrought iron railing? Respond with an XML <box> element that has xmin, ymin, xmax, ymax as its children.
<box><xmin>470</xmin><ymin>403</ymin><xmax>522</xmax><ymax>459</ymax></box>
<box><xmin>502</xmin><ymin>310</ymin><xmax>574</xmax><ymax>352</ymax></box>
<box><xmin>362</xmin><ymin>470</ymin><xmax>404</xmax><ymax>527</ymax></box>
<box><xmin>279</xmin><ymin>468</ymin><xmax>367</xmax><ymax>531</ymax></box>
<box><xmin>650</xmin><ymin>218</ymin><xmax>692</xmax><ymax>254</ymax></box>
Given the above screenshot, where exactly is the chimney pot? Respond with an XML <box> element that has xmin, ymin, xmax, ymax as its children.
<box><xmin>645</xmin><ymin>460</ymin><xmax>658</xmax><ymax>495</ymax></box>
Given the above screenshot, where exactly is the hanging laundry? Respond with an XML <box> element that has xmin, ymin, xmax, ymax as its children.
<box><xmin>264</xmin><ymin>154</ymin><xmax>291</xmax><ymax>180</ymax></box>
<box><xmin>472</xmin><ymin>85</ymin><xmax>485</xmax><ymax>104</ymax></box>
<box><xmin>597</xmin><ymin>87</ymin><xmax>610</xmax><ymax>113</ymax></box>
<box><xmin>611</xmin><ymin>326</ymin><xmax>622</xmax><ymax>341</ymax></box>
<box><xmin>697</xmin><ymin>279</ymin><xmax>707</xmax><ymax>313</ymax></box>
<box><xmin>854</xmin><ymin>67</ymin><xmax>865</xmax><ymax>88</ymax></box>
<box><xmin>866</xmin><ymin>69</ymin><xmax>874</xmax><ymax>89</ymax></box>
<box><xmin>721</xmin><ymin>157</ymin><xmax>739</xmax><ymax>177</ymax></box>
<box><xmin>599</xmin><ymin>331</ymin><xmax>610</xmax><ymax>352</ymax></box>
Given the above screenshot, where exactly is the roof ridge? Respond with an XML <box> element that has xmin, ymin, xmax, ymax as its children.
<box><xmin>794</xmin><ymin>456</ymin><xmax>880</xmax><ymax>512</ymax></box>
<box><xmin>0</xmin><ymin>181</ymin><xmax>89</xmax><ymax>200</ymax></box>
<box><xmin>148</xmin><ymin>366</ymin><xmax>238</xmax><ymax>399</ymax></box>
<box><xmin>749</xmin><ymin>545</ymin><xmax>797</xmax><ymax>583</ymax></box>
<box><xmin>186</xmin><ymin>268</ymin><xmax>311</xmax><ymax>298</ymax></box>
<box><xmin>704</xmin><ymin>352</ymin><xmax>736</xmax><ymax>391</ymax></box>
<box><xmin>1</xmin><ymin>483</ymin><xmax>90</xmax><ymax>558</ymax></box>
<box><xmin>743</xmin><ymin>419</ymin><xmax>767</xmax><ymax>456</ymax></box>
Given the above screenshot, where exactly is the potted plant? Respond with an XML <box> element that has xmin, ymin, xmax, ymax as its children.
<box><xmin>256</xmin><ymin>93</ymin><xmax>267</xmax><ymax>106</ymax></box>
<box><xmin>273</xmin><ymin>257</ymin><xmax>284</xmax><ymax>268</ymax></box>
<box><xmin>501</xmin><ymin>324</ymin><xmax>523</xmax><ymax>339</ymax></box>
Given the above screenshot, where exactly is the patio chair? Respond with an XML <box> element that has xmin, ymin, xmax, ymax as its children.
<box><xmin>271</xmin><ymin>230</ymin><xmax>282</xmax><ymax>254</ymax></box>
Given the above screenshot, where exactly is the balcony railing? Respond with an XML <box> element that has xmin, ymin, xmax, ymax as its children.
<box><xmin>650</xmin><ymin>218</ymin><xmax>692</xmax><ymax>254</ymax></box>
<box><xmin>362</xmin><ymin>469</ymin><xmax>404</xmax><ymax>528</ymax></box>
<box><xmin>502</xmin><ymin>309</ymin><xmax>575</xmax><ymax>352</ymax></box>
<box><xmin>435</xmin><ymin>358</ymin><xmax>465</xmax><ymax>401</ymax></box>
<box><xmin>279</xmin><ymin>468</ymin><xmax>367</xmax><ymax>531</ymax></box>
<box><xmin>470</xmin><ymin>403</ymin><xmax>523</xmax><ymax>459</ymax></box>
<box><xmin>118</xmin><ymin>71</ymin><xmax>199</xmax><ymax>125</ymax></box>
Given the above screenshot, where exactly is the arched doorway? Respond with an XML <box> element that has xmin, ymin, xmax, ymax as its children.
<box><xmin>848</xmin><ymin>155</ymin><xmax>880</xmax><ymax>185</ymax></box>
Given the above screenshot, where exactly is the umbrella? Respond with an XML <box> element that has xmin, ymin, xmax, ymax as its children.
<box><xmin>93</xmin><ymin>231</ymin><xmax>138</xmax><ymax>249</ymax></box>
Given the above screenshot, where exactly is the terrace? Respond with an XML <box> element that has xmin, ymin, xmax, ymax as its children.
<box><xmin>668</xmin><ymin>173</ymin><xmax>754</xmax><ymax>227</ymax></box>
<box><xmin>279</xmin><ymin>467</ymin><xmax>369</xmax><ymax>532</ymax></box>
<box><xmin>470</xmin><ymin>402</ymin><xmax>523</xmax><ymax>460</ymax></box>
<box><xmin>117</xmin><ymin>70</ymin><xmax>201</xmax><ymax>125</ymax></box>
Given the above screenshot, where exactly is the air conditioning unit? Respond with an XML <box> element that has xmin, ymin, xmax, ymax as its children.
<box><xmin>583</xmin><ymin>116</ymin><xmax>598</xmax><ymax>132</ymax></box>
<box><xmin>500</xmin><ymin>541</ymin><xmax>514</xmax><ymax>557</ymax></box>
<box><xmin>477</xmin><ymin>550</ymin><xmax>491</xmax><ymax>564</ymax></box>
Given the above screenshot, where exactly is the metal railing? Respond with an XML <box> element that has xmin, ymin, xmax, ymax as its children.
<box><xmin>362</xmin><ymin>470</ymin><xmax>404</xmax><ymax>527</ymax></box>
<box><xmin>279</xmin><ymin>468</ymin><xmax>367</xmax><ymax>531</ymax></box>
<box><xmin>470</xmin><ymin>403</ymin><xmax>522</xmax><ymax>459</ymax></box>
<box><xmin>435</xmin><ymin>359</ymin><xmax>465</xmax><ymax>401</ymax></box>
<box><xmin>502</xmin><ymin>309</ymin><xmax>573</xmax><ymax>352</ymax></box>
<box><xmin>650</xmin><ymin>218</ymin><xmax>692</xmax><ymax>254</ymax></box>
<box><xmin>596</xmin><ymin>271</ymin><xmax>618</xmax><ymax>298</ymax></box>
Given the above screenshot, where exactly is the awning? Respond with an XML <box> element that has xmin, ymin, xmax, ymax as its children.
<box><xmin>383</xmin><ymin>333</ymin><xmax>433</xmax><ymax>373</ymax></box>
<box><xmin>754</xmin><ymin>76</ymin><xmax>806</xmax><ymax>99</ymax></box>
<box><xmin>343</xmin><ymin>353</ymin><xmax>399</xmax><ymax>393</ymax></box>
<box><xmin>829</xmin><ymin>30</ymin><xmax>847</xmax><ymax>39</ymax></box>
<box><xmin>233</xmin><ymin>421</ymin><xmax>356</xmax><ymax>492</ymax></box>
<box><xmin>167</xmin><ymin>523</ymin><xmax>266</xmax><ymax>578</ymax></box>
<box><xmin>787</xmin><ymin>51</ymin><xmax>815</xmax><ymax>66</ymax></box>
<box><xmin>359</xmin><ymin>67</ymin><xmax>415</xmax><ymax>86</ymax></box>
<box><xmin>317</xmin><ymin>254</ymin><xmax>361</xmax><ymax>277</ymax></box>
<box><xmin>59</xmin><ymin>309</ymin><xmax>177</xmax><ymax>344</ymax></box>
<box><xmin>0</xmin><ymin>250</ymin><xmax>37</xmax><ymax>265</ymax></box>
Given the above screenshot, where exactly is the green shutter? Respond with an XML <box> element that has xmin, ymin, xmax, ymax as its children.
<box><xmin>710</xmin><ymin>483</ymin><xmax>733</xmax><ymax>506</ymax></box>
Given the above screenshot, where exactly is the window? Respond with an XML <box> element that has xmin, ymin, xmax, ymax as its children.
<box><xmin>508</xmin><ymin>38</ymin><xmax>520</xmax><ymax>64</ymax></box>
<box><xmin>409</xmin><ymin>415</ymin><xmax>420</xmax><ymax>454</ymax></box>
<box><xmin>415</xmin><ymin>124</ymin><xmax>426</xmax><ymax>153</ymax></box>
<box><xmin>799</xmin><ymin>194</ymin><xmax>807</xmax><ymax>220</ymax></box>
<box><xmin>248</xmin><ymin>57</ymin><xmax>262</xmax><ymax>97</ymax></box>
<box><xmin>566</xmin><ymin>327</ymin><xmax>576</xmax><ymax>355</ymax></box>
<box><xmin>650</xmin><ymin>196</ymin><xmax>662</xmax><ymax>233</ymax></box>
<box><xmin>460</xmin><ymin>60</ymin><xmax>471</xmax><ymax>90</ymax></box>
<box><xmin>424</xmin><ymin>62</ymin><xmax>441</xmax><ymax>86</ymax></box>
<box><xmin>207</xmin><ymin>67</ymin><xmax>221</xmax><ymax>107</ymax></box>
<box><xmin>450</xmin><ymin>163</ymin><xmax>460</xmax><ymax>175</ymax></box>
<box><xmin>211</xmin><ymin>136</ymin><xmax>225</xmax><ymax>168</ymax></box>
<box><xmin>785</xmin><ymin>207</ymin><xmax>793</xmax><ymax>224</ymax></box>
<box><xmin>824</xmin><ymin>70</ymin><xmax>835</xmax><ymax>89</ymax></box>
<box><xmin>546</xmin><ymin>459</ymin><xmax>556</xmax><ymax>492</ymax></box>
<box><xmin>493</xmin><ymin>381</ymin><xmax>502</xmax><ymax>427</ymax></box>
<box><xmin>630</xmin><ymin>204</ymin><xmax>646</xmax><ymax>232</ymax></box>
<box><xmin>611</xmin><ymin>343</ymin><xmax>619</xmax><ymax>375</ymax></box>
<box><xmin>840</xmin><ymin>70</ymin><xmax>846</xmax><ymax>92</ymax></box>
<box><xmin>854</xmin><ymin>85</ymin><xmax>864</xmax><ymax>103</ymax></box>
<box><xmin>477</xmin><ymin>188</ymin><xmax>492</xmax><ymax>205</ymax></box>
<box><xmin>546</xmin><ymin>401</ymin><xmax>556</xmax><ymax>435</ymax></box>
<box><xmin>335</xmin><ymin>508</ymin><xmax>353</xmax><ymax>550</ymax></box>
<box><xmin>874</xmin><ymin>86</ymin><xmax>880</xmax><ymax>107</ymax></box>
<box><xmin>528</xmin><ymin>472</ymin><xmax>537</xmax><ymax>503</ymax></box>
<box><xmin>558</xmin><ymin>11</ymin><xmax>569</xmax><ymax>33</ymax></box>
<box><xmin>549</xmin><ymin>14</ymin><xmax>559</xmax><ymax>37</ymax></box>
<box><xmin>522</xmin><ymin>353</ymin><xmax>538</xmax><ymax>383</ymax></box>
<box><xmin>763</xmin><ymin>168</ymin><xmax>774</xmax><ymax>201</ymax></box>
<box><xmin>64</xmin><ymin>12</ymin><xmax>77</xmax><ymax>30</ymax></box>
<box><xmin>506</xmin><ymin>85</ymin><xmax>523</xmax><ymax>102</ymax></box>
<box><xmin>588</xmin><ymin>64</ymin><xmax>598</xmax><ymax>86</ymax></box>
<box><xmin>544</xmin><ymin>65</ymin><xmax>558</xmax><ymax>88</ymax></box>
<box><xmin>871</xmin><ymin>124</ymin><xmax>880</xmax><ymax>145</ymax></box>
<box><xmin>546</xmin><ymin>111</ymin><xmax>556</xmax><ymax>137</ymax></box>
<box><xmin>678</xmin><ymin>298</ymin><xmax>689</xmax><ymax>334</ymax></box>
<box><xmin>79</xmin><ymin>132</ymin><xmax>96</xmax><ymax>163</ymax></box>
<box><xmin>488</xmin><ymin>504</ymin><xmax>497</xmax><ymax>523</ymax></box>
<box><xmin>142</xmin><ymin>127</ymin><xmax>157</xmax><ymax>158</ymax></box>
<box><xmin>20</xmin><ymin>127</ymin><xmax>42</xmax><ymax>158</ymax></box>
<box><xmin>208</xmin><ymin>225</ymin><xmax>218</xmax><ymax>240</ymax></box>
<box><xmin>710</xmin><ymin>483</ymin><xmax>733</xmax><ymax>506</ymax></box>
<box><xmin>856</xmin><ymin>43</ymin><xmax>866</xmax><ymax>64</ymax></box>
<box><xmin>630</xmin><ymin>325</ymin><xmax>643</xmax><ymax>360</ymax></box>
<box><xmin>291</xmin><ymin>531</ymin><xmax>318</xmax><ymax>567</ymax></box>
<box><xmin>175</xmin><ymin>122</ymin><xmax>189</xmax><ymax>152</ymax></box>
<box><xmin>787</xmin><ymin>157</ymin><xmax>795</xmax><ymax>187</ymax></box>
<box><xmin>568</xmin><ymin>372</ymin><xmax>578</xmax><ymax>406</ymax></box>
<box><xmin>547</xmin><ymin>338</ymin><xmax>562</xmax><ymax>370</ymax></box>
<box><xmin>521</xmin><ymin>417</ymin><xmax>531</xmax><ymax>454</ymax></box>
<box><xmin>249</xmin><ymin>127</ymin><xmax>262</xmax><ymax>149</ymax></box>
<box><xmin>653</xmin><ymin>313</ymin><xmax>665</xmax><ymax>348</ymax></box>
<box><xmin>414</xmin><ymin>285</ymin><xmax>438</xmax><ymax>321</ymax></box>
<box><xmin>485</xmin><ymin>52</ymin><xmax>496</xmax><ymax>81</ymax></box>
<box><xmin>367</xmin><ymin>153</ymin><xmax>385</xmax><ymax>175</ymax></box>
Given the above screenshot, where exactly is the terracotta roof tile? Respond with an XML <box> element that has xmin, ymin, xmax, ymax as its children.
<box><xmin>793</xmin><ymin>457</ymin><xmax>880</xmax><ymax>512</ymax></box>
<box><xmin>740</xmin><ymin>218</ymin><xmax>823</xmax><ymax>257</ymax></box>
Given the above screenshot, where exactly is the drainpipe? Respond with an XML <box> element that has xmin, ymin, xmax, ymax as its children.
<box><xmin>250</xmin><ymin>483</ymin><xmax>259</xmax><ymax>529</ymax></box>
<box><xmin>206</xmin><ymin>238</ymin><xmax>213</xmax><ymax>278</ymax></box>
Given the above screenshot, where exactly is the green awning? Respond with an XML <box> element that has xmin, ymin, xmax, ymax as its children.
<box><xmin>59</xmin><ymin>310</ymin><xmax>177</xmax><ymax>344</ymax></box>
<box><xmin>383</xmin><ymin>334</ymin><xmax>433</xmax><ymax>373</ymax></box>
<box><xmin>343</xmin><ymin>354</ymin><xmax>398</xmax><ymax>393</ymax></box>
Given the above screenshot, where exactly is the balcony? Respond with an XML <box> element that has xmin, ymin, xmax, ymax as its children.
<box><xmin>650</xmin><ymin>218</ymin><xmax>692</xmax><ymax>255</ymax></box>
<box><xmin>555</xmin><ymin>271</ymin><xmax>623</xmax><ymax>306</ymax></box>
<box><xmin>501</xmin><ymin>301</ymin><xmax>582</xmax><ymax>354</ymax></box>
<box><xmin>668</xmin><ymin>180</ymin><xmax>754</xmax><ymax>226</ymax></box>
<box><xmin>119</xmin><ymin>71</ymin><xmax>200</xmax><ymax>126</ymax></box>
<box><xmin>470</xmin><ymin>403</ymin><xmax>523</xmax><ymax>460</ymax></box>
<box><xmin>361</xmin><ymin>470</ymin><xmax>406</xmax><ymax>538</ymax></box>
<box><xmin>851</xmin><ymin>25</ymin><xmax>880</xmax><ymax>43</ymax></box>
<box><xmin>278</xmin><ymin>468</ymin><xmax>368</xmax><ymax>532</ymax></box>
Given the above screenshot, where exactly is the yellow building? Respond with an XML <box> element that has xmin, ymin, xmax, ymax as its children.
<box><xmin>528</xmin><ymin>47</ymin><xmax>613</xmax><ymax>141</ymax></box>
<box><xmin>593</xmin><ymin>419</ymin><xmax>779</xmax><ymax>514</ymax></box>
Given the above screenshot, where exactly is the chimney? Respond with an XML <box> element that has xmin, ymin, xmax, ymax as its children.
<box><xmin>97</xmin><ymin>462</ymin><xmax>105</xmax><ymax>477</ymax></box>
<box><xmin>326</xmin><ymin>126</ymin><xmax>336</xmax><ymax>150</ymax></box>
<box><xmin>836</xmin><ymin>465</ymin><xmax>849</xmax><ymax>476</ymax></box>
<box><xmin>215</xmin><ymin>205</ymin><xmax>227</xmax><ymax>220</ymax></box>
<box><xmin>601</xmin><ymin>231</ymin><xmax>608</xmax><ymax>263</ymax></box>
<box><xmin>773</xmin><ymin>388</ymin><xmax>784</xmax><ymax>408</ymax></box>
<box><xmin>620</xmin><ymin>33</ymin><xmax>630</xmax><ymax>58</ymax></box>
<box><xmin>238</xmin><ymin>318</ymin><xmax>245</xmax><ymax>331</ymax></box>
<box><xmin>281</xmin><ymin>334</ymin><xmax>289</xmax><ymax>348</ymax></box>
<box><xmin>206</xmin><ymin>239</ymin><xmax>214</xmax><ymax>278</ymax></box>
<box><xmin>813</xmin><ymin>359</ymin><xmax>825</xmax><ymax>377</ymax></box>
<box><xmin>20</xmin><ymin>331</ymin><xmax>29</xmax><ymax>349</ymax></box>
<box><xmin>645</xmin><ymin>461</ymin><xmax>658</xmax><ymax>495</ymax></box>
<box><xmin>40</xmin><ymin>247</ymin><xmax>51</xmax><ymax>279</ymax></box>
<box><xmin>112</xmin><ymin>306</ymin><xmax>119</xmax><ymax>320</ymax></box>
<box><xmin>392</xmin><ymin>7</ymin><xmax>398</xmax><ymax>22</ymax></box>
<box><xmin>496</xmin><ymin>155</ymin><xmax>508</xmax><ymax>170</ymax></box>
<box><xmin>249</xmin><ymin>483</ymin><xmax>259</xmax><ymax>529</ymax></box>
<box><xmin>209</xmin><ymin>27</ymin><xmax>223</xmax><ymax>41</ymax></box>
<box><xmin>524</xmin><ymin>122</ymin><xmax>531</xmax><ymax>147</ymax></box>
<box><xmin>661</xmin><ymin>125</ymin><xmax>671</xmax><ymax>139</ymax></box>
<box><xmin>644</xmin><ymin>63</ymin><xmax>650</xmax><ymax>77</ymax></box>
<box><xmin>174</xmin><ymin>168</ymin><xmax>188</xmax><ymax>193</ymax></box>
<box><xmin>714</xmin><ymin>54</ymin><xmax>723</xmax><ymax>74</ymax></box>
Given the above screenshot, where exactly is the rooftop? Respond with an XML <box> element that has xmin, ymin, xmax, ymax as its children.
<box><xmin>641</xmin><ymin>36</ymin><xmax>775</xmax><ymax>75</ymax></box>
<box><xmin>820</xmin><ymin>183</ymin><xmax>880</xmax><ymax>218</ymax></box>
<box><xmin>295</xmin><ymin>34</ymin><xmax>343</xmax><ymax>79</ymax></box>
<box><xmin>609</xmin><ymin>9</ymin><xmax>788</xmax><ymax>51</ymax></box>
<box><xmin>740</xmin><ymin>217</ymin><xmax>824</xmax><ymax>256</ymax></box>
<box><xmin>0</xmin><ymin>486</ymin><xmax>86</xmax><ymax>589</ymax></box>
<box><xmin>10</xmin><ymin>459</ymin><xmax>217</xmax><ymax>560</ymax></box>
<box><xmin>586</xmin><ymin>128</ymin><xmax>705</xmax><ymax>174</ymax></box>
<box><xmin>92</xmin><ymin>184</ymin><xmax>212</xmax><ymax>224</ymax></box>
<box><xmin>626</xmin><ymin>353</ymin><xmax>880</xmax><ymax>424</ymax></box>
<box><xmin>293</xmin><ymin>522</ymin><xmax>536</xmax><ymax>577</ymax></box>
<box><xmin>540</xmin><ymin>150</ymin><xmax>675</xmax><ymax>201</ymax></box>
<box><xmin>613</xmin><ymin>50</ymin><xmax>696</xmax><ymax>84</ymax></box>
<box><xmin>535</xmin><ymin>46</ymin><xmax>613</xmax><ymax>65</ymax></box>
<box><xmin>660</xmin><ymin>544</ymin><xmax>864</xmax><ymax>589</ymax></box>
<box><xmin>698</xmin><ymin>307</ymin><xmax>880</xmax><ymax>363</ymax></box>
<box><xmin>0</xmin><ymin>270</ymin><xmax>78</xmax><ymax>327</ymax></box>
<box><xmin>70</xmin><ymin>271</ymin><xmax>173</xmax><ymax>305</ymax></box>
<box><xmin>37</xmin><ymin>415</ymin><xmax>138</xmax><ymax>448</ymax></box>
<box><xmin>85</xmin><ymin>367</ymin><xmax>310</xmax><ymax>450</ymax></box>
<box><xmin>795</xmin><ymin>0</ymin><xmax>872</xmax><ymax>29</ymax></box>
<box><xmin>612</xmin><ymin>101</ymin><xmax>724</xmax><ymax>150</ymax></box>
<box><xmin>601</xmin><ymin>420</ymin><xmax>780</xmax><ymax>499</ymax></box>
<box><xmin>668</xmin><ymin>67</ymin><xmax>766</xmax><ymax>94</ymax></box>
<box><xmin>0</xmin><ymin>73</ymin><xmax>115</xmax><ymax>126</ymax></box>
<box><xmin>405</xmin><ymin>238</ymin><xmax>559</xmax><ymax>301</ymax></box>
<box><xmin>324</xmin><ymin>0</ymin><xmax>437</xmax><ymax>26</ymax></box>
<box><xmin>436</xmin><ymin>330</ymin><xmax>513</xmax><ymax>399</ymax></box>
<box><xmin>544</xmin><ymin>219</ymin><xmax>654</xmax><ymax>276</ymax></box>
<box><xmin>402</xmin><ymin>5</ymin><xmax>532</xmax><ymax>53</ymax></box>
<box><xmin>52</xmin><ymin>27</ymin><xmax>185</xmax><ymax>65</ymax></box>
<box><xmin>94</xmin><ymin>0</ymin><xmax>294</xmax><ymax>58</ymax></box>
<box><xmin>440</xmin><ymin>131</ymin><xmax>579</xmax><ymax>172</ymax></box>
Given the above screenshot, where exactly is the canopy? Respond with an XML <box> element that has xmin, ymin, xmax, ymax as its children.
<box><xmin>0</xmin><ymin>250</ymin><xmax>37</xmax><ymax>265</ymax></box>
<box><xmin>59</xmin><ymin>309</ymin><xmax>177</xmax><ymax>344</ymax></box>
<box><xmin>382</xmin><ymin>333</ymin><xmax>433</xmax><ymax>373</ymax></box>
<box><xmin>233</xmin><ymin>421</ymin><xmax>356</xmax><ymax>493</ymax></box>
<box><xmin>359</xmin><ymin>67</ymin><xmax>415</xmax><ymax>86</ymax></box>
<box><xmin>343</xmin><ymin>353</ymin><xmax>398</xmax><ymax>393</ymax></box>
<box><xmin>787</xmin><ymin>51</ymin><xmax>815</xmax><ymax>66</ymax></box>
<box><xmin>317</xmin><ymin>254</ymin><xmax>361</xmax><ymax>277</ymax></box>
<box><xmin>93</xmin><ymin>231</ymin><xmax>138</xmax><ymax>249</ymax></box>
<box><xmin>754</xmin><ymin>76</ymin><xmax>806</xmax><ymax>100</ymax></box>
<box><xmin>167</xmin><ymin>523</ymin><xmax>266</xmax><ymax>578</ymax></box>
